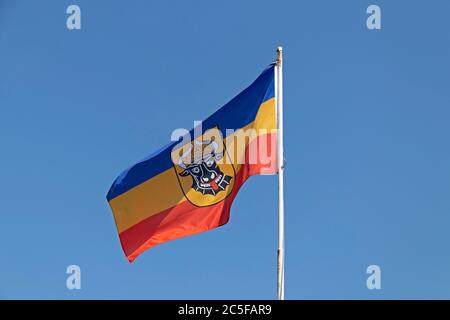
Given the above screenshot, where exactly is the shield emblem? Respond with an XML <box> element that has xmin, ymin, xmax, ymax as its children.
<box><xmin>172</xmin><ymin>127</ymin><xmax>235</xmax><ymax>207</ymax></box>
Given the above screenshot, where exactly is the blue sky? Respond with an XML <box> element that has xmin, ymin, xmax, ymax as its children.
<box><xmin>1</xmin><ymin>0</ymin><xmax>450</xmax><ymax>299</ymax></box>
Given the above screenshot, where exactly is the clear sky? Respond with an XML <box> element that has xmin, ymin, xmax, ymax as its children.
<box><xmin>1</xmin><ymin>0</ymin><xmax>450</xmax><ymax>299</ymax></box>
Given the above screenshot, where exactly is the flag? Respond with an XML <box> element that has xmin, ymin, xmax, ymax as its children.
<box><xmin>106</xmin><ymin>64</ymin><xmax>277</xmax><ymax>262</ymax></box>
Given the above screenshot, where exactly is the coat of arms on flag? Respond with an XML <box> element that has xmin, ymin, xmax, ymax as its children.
<box><xmin>172</xmin><ymin>127</ymin><xmax>236</xmax><ymax>207</ymax></box>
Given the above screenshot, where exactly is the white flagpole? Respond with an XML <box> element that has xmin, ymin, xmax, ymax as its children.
<box><xmin>275</xmin><ymin>46</ymin><xmax>285</xmax><ymax>300</ymax></box>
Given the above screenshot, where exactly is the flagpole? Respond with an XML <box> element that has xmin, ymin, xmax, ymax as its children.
<box><xmin>275</xmin><ymin>46</ymin><xmax>285</xmax><ymax>300</ymax></box>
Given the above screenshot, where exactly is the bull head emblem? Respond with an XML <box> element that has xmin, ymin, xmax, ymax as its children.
<box><xmin>178</xmin><ymin>140</ymin><xmax>232</xmax><ymax>196</ymax></box>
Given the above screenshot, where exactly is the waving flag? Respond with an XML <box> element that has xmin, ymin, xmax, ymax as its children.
<box><xmin>107</xmin><ymin>64</ymin><xmax>277</xmax><ymax>262</ymax></box>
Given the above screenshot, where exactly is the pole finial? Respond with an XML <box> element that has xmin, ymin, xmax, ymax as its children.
<box><xmin>276</xmin><ymin>46</ymin><xmax>283</xmax><ymax>66</ymax></box>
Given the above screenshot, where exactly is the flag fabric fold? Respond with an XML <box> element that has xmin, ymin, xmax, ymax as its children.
<box><xmin>107</xmin><ymin>64</ymin><xmax>277</xmax><ymax>262</ymax></box>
